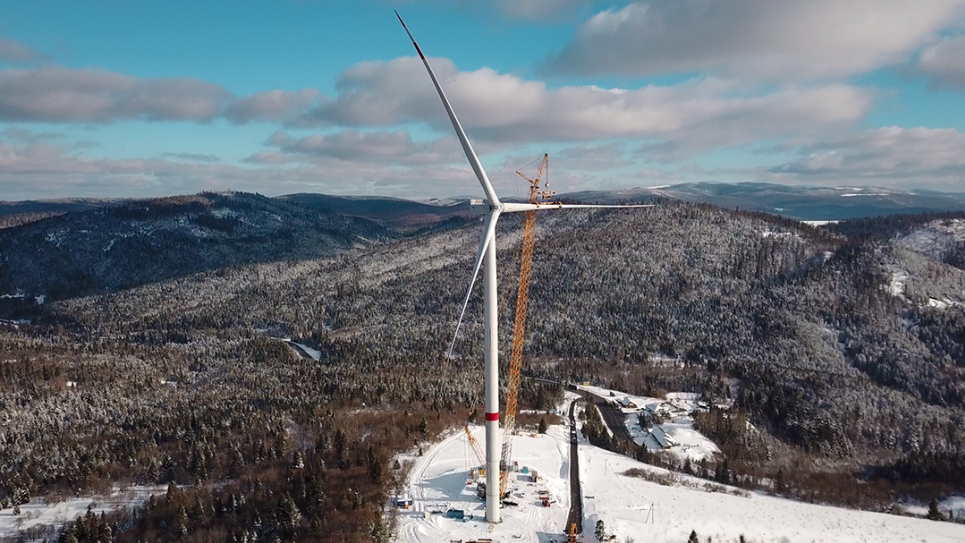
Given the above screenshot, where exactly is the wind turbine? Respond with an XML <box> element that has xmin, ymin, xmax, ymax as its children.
<box><xmin>396</xmin><ymin>12</ymin><xmax>652</xmax><ymax>524</ymax></box>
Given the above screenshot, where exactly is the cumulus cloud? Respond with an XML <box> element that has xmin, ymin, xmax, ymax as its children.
<box><xmin>769</xmin><ymin>127</ymin><xmax>965</xmax><ymax>188</ymax></box>
<box><xmin>303</xmin><ymin>56</ymin><xmax>872</xmax><ymax>158</ymax></box>
<box><xmin>0</xmin><ymin>66</ymin><xmax>326</xmax><ymax>125</ymax></box>
<box><xmin>918</xmin><ymin>36</ymin><xmax>965</xmax><ymax>90</ymax></box>
<box><xmin>223</xmin><ymin>89</ymin><xmax>321</xmax><ymax>124</ymax></box>
<box><xmin>0</xmin><ymin>67</ymin><xmax>229</xmax><ymax>123</ymax></box>
<box><xmin>555</xmin><ymin>143</ymin><xmax>632</xmax><ymax>170</ymax></box>
<box><xmin>0</xmin><ymin>38</ymin><xmax>47</xmax><ymax>63</ymax></box>
<box><xmin>543</xmin><ymin>0</ymin><xmax>965</xmax><ymax>79</ymax></box>
<box><xmin>0</xmin><ymin>138</ymin><xmax>487</xmax><ymax>201</ymax></box>
<box><xmin>267</xmin><ymin>129</ymin><xmax>461</xmax><ymax>165</ymax></box>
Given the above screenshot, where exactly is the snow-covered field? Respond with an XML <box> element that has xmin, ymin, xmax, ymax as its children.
<box><xmin>579</xmin><ymin>434</ymin><xmax>965</xmax><ymax>543</ymax></box>
<box><xmin>394</xmin><ymin>424</ymin><xmax>571</xmax><ymax>543</ymax></box>
<box><xmin>0</xmin><ymin>486</ymin><xmax>164</xmax><ymax>539</ymax></box>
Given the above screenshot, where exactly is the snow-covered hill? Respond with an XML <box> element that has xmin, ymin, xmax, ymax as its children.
<box><xmin>579</xmin><ymin>442</ymin><xmax>965</xmax><ymax>543</ymax></box>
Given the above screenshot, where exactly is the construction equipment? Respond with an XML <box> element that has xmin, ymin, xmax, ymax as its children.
<box><xmin>464</xmin><ymin>423</ymin><xmax>486</xmax><ymax>485</ymax></box>
<box><xmin>568</xmin><ymin>523</ymin><xmax>578</xmax><ymax>543</ymax></box>
<box><xmin>499</xmin><ymin>154</ymin><xmax>552</xmax><ymax>496</ymax></box>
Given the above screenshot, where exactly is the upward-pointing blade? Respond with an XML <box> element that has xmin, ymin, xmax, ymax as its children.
<box><xmin>446</xmin><ymin>210</ymin><xmax>500</xmax><ymax>361</ymax></box>
<box><xmin>395</xmin><ymin>11</ymin><xmax>500</xmax><ymax>207</ymax></box>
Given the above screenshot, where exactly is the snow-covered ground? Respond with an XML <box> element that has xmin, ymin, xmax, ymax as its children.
<box><xmin>579</xmin><ymin>385</ymin><xmax>720</xmax><ymax>462</ymax></box>
<box><xmin>579</xmin><ymin>439</ymin><xmax>965</xmax><ymax>543</ymax></box>
<box><xmin>394</xmin><ymin>424</ymin><xmax>571</xmax><ymax>543</ymax></box>
<box><xmin>896</xmin><ymin>218</ymin><xmax>965</xmax><ymax>261</ymax></box>
<box><xmin>0</xmin><ymin>486</ymin><xmax>164</xmax><ymax>539</ymax></box>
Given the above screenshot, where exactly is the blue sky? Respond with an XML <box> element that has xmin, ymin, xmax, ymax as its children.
<box><xmin>1</xmin><ymin>0</ymin><xmax>964</xmax><ymax>200</ymax></box>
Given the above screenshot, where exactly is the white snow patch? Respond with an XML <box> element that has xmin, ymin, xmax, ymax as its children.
<box><xmin>580</xmin><ymin>445</ymin><xmax>965</xmax><ymax>543</ymax></box>
<box><xmin>290</xmin><ymin>342</ymin><xmax>322</xmax><ymax>361</ymax></box>
<box><xmin>0</xmin><ymin>486</ymin><xmax>164</xmax><ymax>539</ymax></box>
<box><xmin>895</xmin><ymin>218</ymin><xmax>965</xmax><ymax>260</ymax></box>
<box><xmin>888</xmin><ymin>270</ymin><xmax>908</xmax><ymax>298</ymax></box>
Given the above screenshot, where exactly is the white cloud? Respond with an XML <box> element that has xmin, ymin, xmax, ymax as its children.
<box><xmin>769</xmin><ymin>127</ymin><xmax>965</xmax><ymax>189</ymax></box>
<box><xmin>302</xmin><ymin>56</ymin><xmax>872</xmax><ymax>158</ymax></box>
<box><xmin>0</xmin><ymin>66</ymin><xmax>324</xmax><ymax>125</ymax></box>
<box><xmin>0</xmin><ymin>38</ymin><xmax>46</xmax><ymax>63</ymax></box>
<box><xmin>266</xmin><ymin>129</ymin><xmax>461</xmax><ymax>165</ymax></box>
<box><xmin>543</xmin><ymin>0</ymin><xmax>965</xmax><ymax>79</ymax></box>
<box><xmin>918</xmin><ymin>36</ymin><xmax>965</xmax><ymax>90</ymax></box>
<box><xmin>224</xmin><ymin>89</ymin><xmax>322</xmax><ymax>124</ymax></box>
<box><xmin>0</xmin><ymin>67</ymin><xmax>229</xmax><ymax>123</ymax></box>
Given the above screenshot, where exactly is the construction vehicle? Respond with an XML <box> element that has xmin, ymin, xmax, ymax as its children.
<box><xmin>568</xmin><ymin>522</ymin><xmax>579</xmax><ymax>543</ymax></box>
<box><xmin>499</xmin><ymin>154</ymin><xmax>553</xmax><ymax>496</ymax></box>
<box><xmin>475</xmin><ymin>481</ymin><xmax>512</xmax><ymax>501</ymax></box>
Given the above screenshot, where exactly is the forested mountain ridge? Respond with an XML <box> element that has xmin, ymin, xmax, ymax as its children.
<box><xmin>0</xmin><ymin>192</ymin><xmax>394</xmax><ymax>303</ymax></box>
<box><xmin>52</xmin><ymin>204</ymin><xmax>965</xmax><ymax>462</ymax></box>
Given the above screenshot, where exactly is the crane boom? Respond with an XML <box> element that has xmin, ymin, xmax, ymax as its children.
<box><xmin>500</xmin><ymin>154</ymin><xmax>549</xmax><ymax>495</ymax></box>
<box><xmin>465</xmin><ymin>424</ymin><xmax>486</xmax><ymax>471</ymax></box>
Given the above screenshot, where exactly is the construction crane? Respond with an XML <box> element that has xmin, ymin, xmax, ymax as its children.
<box><xmin>465</xmin><ymin>424</ymin><xmax>486</xmax><ymax>477</ymax></box>
<box><xmin>499</xmin><ymin>154</ymin><xmax>553</xmax><ymax>496</ymax></box>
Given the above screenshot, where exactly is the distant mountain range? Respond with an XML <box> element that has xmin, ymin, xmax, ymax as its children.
<box><xmin>552</xmin><ymin>183</ymin><xmax>965</xmax><ymax>220</ymax></box>
<box><xmin>276</xmin><ymin>184</ymin><xmax>965</xmax><ymax>225</ymax></box>
<box><xmin>5</xmin><ymin>183</ymin><xmax>964</xmax><ymax>231</ymax></box>
<box><xmin>3</xmin><ymin>182</ymin><xmax>964</xmax><ymax>304</ymax></box>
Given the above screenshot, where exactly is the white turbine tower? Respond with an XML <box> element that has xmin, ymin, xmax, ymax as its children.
<box><xmin>397</xmin><ymin>12</ymin><xmax>652</xmax><ymax>524</ymax></box>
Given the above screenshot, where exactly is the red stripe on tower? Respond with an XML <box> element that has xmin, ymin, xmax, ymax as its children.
<box><xmin>485</xmin><ymin>412</ymin><xmax>499</xmax><ymax>422</ymax></box>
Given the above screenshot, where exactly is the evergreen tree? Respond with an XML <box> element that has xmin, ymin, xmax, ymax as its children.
<box><xmin>276</xmin><ymin>493</ymin><xmax>302</xmax><ymax>537</ymax></box>
<box><xmin>927</xmin><ymin>498</ymin><xmax>944</xmax><ymax>521</ymax></box>
<box><xmin>176</xmin><ymin>505</ymin><xmax>189</xmax><ymax>538</ymax></box>
<box><xmin>538</xmin><ymin>417</ymin><xmax>548</xmax><ymax>434</ymax></box>
<box><xmin>688</xmin><ymin>530</ymin><xmax>699</xmax><ymax>543</ymax></box>
<box><xmin>595</xmin><ymin>519</ymin><xmax>606</xmax><ymax>542</ymax></box>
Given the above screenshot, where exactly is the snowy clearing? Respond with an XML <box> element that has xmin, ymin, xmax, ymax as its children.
<box><xmin>579</xmin><ymin>441</ymin><xmax>965</xmax><ymax>543</ymax></box>
<box><xmin>0</xmin><ymin>486</ymin><xmax>164</xmax><ymax>540</ymax></box>
<box><xmin>394</xmin><ymin>424</ymin><xmax>571</xmax><ymax>543</ymax></box>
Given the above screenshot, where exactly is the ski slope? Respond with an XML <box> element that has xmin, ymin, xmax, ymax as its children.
<box><xmin>395</xmin><ymin>423</ymin><xmax>571</xmax><ymax>543</ymax></box>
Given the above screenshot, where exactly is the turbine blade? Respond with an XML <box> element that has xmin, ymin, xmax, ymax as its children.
<box><xmin>446</xmin><ymin>211</ymin><xmax>500</xmax><ymax>361</ymax></box>
<box><xmin>552</xmin><ymin>204</ymin><xmax>655</xmax><ymax>210</ymax></box>
<box><xmin>396</xmin><ymin>12</ymin><xmax>500</xmax><ymax>206</ymax></box>
<box><xmin>499</xmin><ymin>202</ymin><xmax>655</xmax><ymax>213</ymax></box>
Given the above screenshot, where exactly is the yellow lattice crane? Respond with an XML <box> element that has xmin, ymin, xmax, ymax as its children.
<box><xmin>500</xmin><ymin>154</ymin><xmax>553</xmax><ymax>496</ymax></box>
<box><xmin>465</xmin><ymin>423</ymin><xmax>486</xmax><ymax>479</ymax></box>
